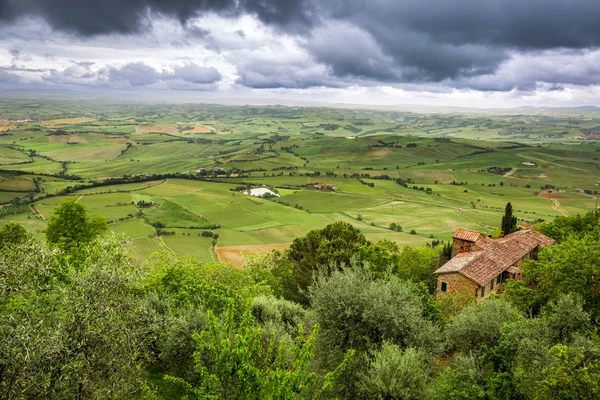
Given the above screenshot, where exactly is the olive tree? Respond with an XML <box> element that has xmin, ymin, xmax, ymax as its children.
<box><xmin>0</xmin><ymin>236</ymin><xmax>158</xmax><ymax>399</ymax></box>
<box><xmin>358</xmin><ymin>344</ymin><xmax>431</xmax><ymax>400</ymax></box>
<box><xmin>307</xmin><ymin>263</ymin><xmax>441</xmax><ymax>396</ymax></box>
<box><xmin>308</xmin><ymin>264</ymin><xmax>441</xmax><ymax>356</ymax></box>
<box><xmin>446</xmin><ymin>296</ymin><xmax>522</xmax><ymax>355</ymax></box>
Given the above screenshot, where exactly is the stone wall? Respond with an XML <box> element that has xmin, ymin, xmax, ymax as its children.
<box><xmin>451</xmin><ymin>238</ymin><xmax>470</xmax><ymax>258</ymax></box>
<box><xmin>477</xmin><ymin>274</ymin><xmax>504</xmax><ymax>298</ymax></box>
<box><xmin>436</xmin><ymin>273</ymin><xmax>479</xmax><ymax>298</ymax></box>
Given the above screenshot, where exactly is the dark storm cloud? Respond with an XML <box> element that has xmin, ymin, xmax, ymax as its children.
<box><xmin>304</xmin><ymin>0</ymin><xmax>600</xmax><ymax>85</ymax></box>
<box><xmin>323</xmin><ymin>0</ymin><xmax>600</xmax><ymax>50</ymax></box>
<box><xmin>303</xmin><ymin>22</ymin><xmax>396</xmax><ymax>82</ymax></box>
<box><xmin>0</xmin><ymin>0</ymin><xmax>14</xmax><ymax>20</ymax></box>
<box><xmin>5</xmin><ymin>0</ymin><xmax>600</xmax><ymax>48</ymax></box>
<box><xmin>454</xmin><ymin>50</ymin><xmax>600</xmax><ymax>92</ymax></box>
<box><xmin>0</xmin><ymin>0</ymin><xmax>235</xmax><ymax>36</ymax></box>
<box><xmin>243</xmin><ymin>0</ymin><xmax>316</xmax><ymax>33</ymax></box>
<box><xmin>0</xmin><ymin>0</ymin><xmax>313</xmax><ymax>36</ymax></box>
<box><xmin>3</xmin><ymin>0</ymin><xmax>600</xmax><ymax>90</ymax></box>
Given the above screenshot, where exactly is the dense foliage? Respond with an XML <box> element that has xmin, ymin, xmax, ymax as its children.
<box><xmin>1</xmin><ymin>202</ymin><xmax>599</xmax><ymax>399</ymax></box>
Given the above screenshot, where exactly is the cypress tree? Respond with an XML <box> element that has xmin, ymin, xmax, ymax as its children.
<box><xmin>501</xmin><ymin>202</ymin><xmax>518</xmax><ymax>235</ymax></box>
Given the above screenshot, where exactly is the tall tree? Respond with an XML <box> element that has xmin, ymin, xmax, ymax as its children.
<box><xmin>501</xmin><ymin>202</ymin><xmax>518</xmax><ymax>235</ymax></box>
<box><xmin>285</xmin><ymin>221</ymin><xmax>369</xmax><ymax>304</ymax></box>
<box><xmin>45</xmin><ymin>199</ymin><xmax>107</xmax><ymax>250</ymax></box>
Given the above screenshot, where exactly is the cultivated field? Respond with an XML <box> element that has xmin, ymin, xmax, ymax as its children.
<box><xmin>1</xmin><ymin>99</ymin><xmax>598</xmax><ymax>266</ymax></box>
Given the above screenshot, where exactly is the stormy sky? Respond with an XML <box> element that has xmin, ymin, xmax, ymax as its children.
<box><xmin>1</xmin><ymin>0</ymin><xmax>600</xmax><ymax>107</ymax></box>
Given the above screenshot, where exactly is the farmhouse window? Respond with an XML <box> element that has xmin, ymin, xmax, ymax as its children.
<box><xmin>481</xmin><ymin>286</ymin><xmax>485</xmax><ymax>297</ymax></box>
<box><xmin>497</xmin><ymin>275</ymin><xmax>501</xmax><ymax>284</ymax></box>
<box><xmin>441</xmin><ymin>282</ymin><xmax>447</xmax><ymax>292</ymax></box>
<box><xmin>490</xmin><ymin>279</ymin><xmax>494</xmax><ymax>290</ymax></box>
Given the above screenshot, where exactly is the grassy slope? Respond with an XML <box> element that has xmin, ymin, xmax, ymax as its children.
<box><xmin>1</xmin><ymin>100</ymin><xmax>598</xmax><ymax>263</ymax></box>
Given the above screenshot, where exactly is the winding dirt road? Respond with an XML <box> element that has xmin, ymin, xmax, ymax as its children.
<box><xmin>550</xmin><ymin>198</ymin><xmax>568</xmax><ymax>216</ymax></box>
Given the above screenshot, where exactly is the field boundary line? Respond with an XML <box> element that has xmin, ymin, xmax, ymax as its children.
<box><xmin>454</xmin><ymin>209</ymin><xmax>496</xmax><ymax>230</ymax></box>
<box><xmin>29</xmin><ymin>204</ymin><xmax>45</xmax><ymax>220</ymax></box>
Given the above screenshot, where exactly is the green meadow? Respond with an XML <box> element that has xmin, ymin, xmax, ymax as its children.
<box><xmin>1</xmin><ymin>99</ymin><xmax>598</xmax><ymax>265</ymax></box>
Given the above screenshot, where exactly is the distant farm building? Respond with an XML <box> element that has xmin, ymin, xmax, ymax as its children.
<box><xmin>588</xmin><ymin>130</ymin><xmax>600</xmax><ymax>140</ymax></box>
<box><xmin>310</xmin><ymin>184</ymin><xmax>338</xmax><ymax>191</ymax></box>
<box><xmin>245</xmin><ymin>188</ymin><xmax>279</xmax><ymax>197</ymax></box>
<box><xmin>433</xmin><ymin>228</ymin><xmax>555</xmax><ymax>299</ymax></box>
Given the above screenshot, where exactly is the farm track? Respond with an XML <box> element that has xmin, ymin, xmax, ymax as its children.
<box><xmin>29</xmin><ymin>204</ymin><xmax>45</xmax><ymax>220</ymax></box>
<box><xmin>158</xmin><ymin>235</ymin><xmax>170</xmax><ymax>249</ymax></box>
<box><xmin>503</xmin><ymin>168</ymin><xmax>517</xmax><ymax>177</ymax></box>
<box><xmin>550</xmin><ymin>198</ymin><xmax>568</xmax><ymax>216</ymax></box>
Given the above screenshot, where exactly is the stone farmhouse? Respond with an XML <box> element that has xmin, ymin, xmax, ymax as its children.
<box><xmin>433</xmin><ymin>228</ymin><xmax>555</xmax><ymax>299</ymax></box>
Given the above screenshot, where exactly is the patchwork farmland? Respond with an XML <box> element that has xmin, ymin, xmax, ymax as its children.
<box><xmin>1</xmin><ymin>99</ymin><xmax>598</xmax><ymax>267</ymax></box>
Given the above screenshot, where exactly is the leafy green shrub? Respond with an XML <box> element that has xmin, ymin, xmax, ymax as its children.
<box><xmin>358</xmin><ymin>344</ymin><xmax>430</xmax><ymax>400</ymax></box>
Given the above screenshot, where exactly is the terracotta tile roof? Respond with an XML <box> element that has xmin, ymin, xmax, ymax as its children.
<box><xmin>453</xmin><ymin>228</ymin><xmax>483</xmax><ymax>242</ymax></box>
<box><xmin>496</xmin><ymin>229</ymin><xmax>555</xmax><ymax>247</ymax></box>
<box><xmin>434</xmin><ymin>230</ymin><xmax>555</xmax><ymax>286</ymax></box>
<box><xmin>506</xmin><ymin>266</ymin><xmax>520</xmax><ymax>274</ymax></box>
<box><xmin>434</xmin><ymin>251</ymin><xmax>482</xmax><ymax>274</ymax></box>
<box><xmin>475</xmin><ymin>235</ymin><xmax>493</xmax><ymax>249</ymax></box>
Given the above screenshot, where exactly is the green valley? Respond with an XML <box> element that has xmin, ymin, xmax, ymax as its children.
<box><xmin>1</xmin><ymin>99</ymin><xmax>598</xmax><ymax>266</ymax></box>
